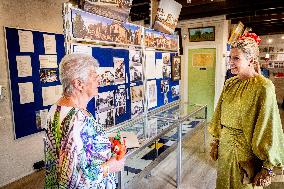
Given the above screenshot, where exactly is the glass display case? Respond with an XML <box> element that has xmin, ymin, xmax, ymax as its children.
<box><xmin>107</xmin><ymin>101</ymin><xmax>207</xmax><ymax>189</ymax></box>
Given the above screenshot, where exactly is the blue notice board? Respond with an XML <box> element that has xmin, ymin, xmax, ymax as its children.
<box><xmin>5</xmin><ymin>27</ymin><xmax>65</xmax><ymax>139</ymax></box>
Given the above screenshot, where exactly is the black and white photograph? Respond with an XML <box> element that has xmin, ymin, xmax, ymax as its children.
<box><xmin>130</xmin><ymin>65</ymin><xmax>143</xmax><ymax>82</ymax></box>
<box><xmin>129</xmin><ymin>50</ymin><xmax>143</xmax><ymax>82</ymax></box>
<box><xmin>162</xmin><ymin>65</ymin><xmax>171</xmax><ymax>78</ymax></box>
<box><xmin>96</xmin><ymin>109</ymin><xmax>115</xmax><ymax>127</ymax></box>
<box><xmin>95</xmin><ymin>91</ymin><xmax>114</xmax><ymax>112</ymax></box>
<box><xmin>171</xmin><ymin>85</ymin><xmax>180</xmax><ymax>98</ymax></box>
<box><xmin>115</xmin><ymin>88</ymin><xmax>126</xmax><ymax>107</ymax></box>
<box><xmin>131</xmin><ymin>100</ymin><xmax>144</xmax><ymax>117</ymax></box>
<box><xmin>114</xmin><ymin>57</ymin><xmax>125</xmax><ymax>84</ymax></box>
<box><xmin>115</xmin><ymin>106</ymin><xmax>126</xmax><ymax>116</ymax></box>
<box><xmin>97</xmin><ymin>67</ymin><xmax>115</xmax><ymax>86</ymax></box>
<box><xmin>171</xmin><ymin>56</ymin><xmax>181</xmax><ymax>81</ymax></box>
<box><xmin>131</xmin><ymin>85</ymin><xmax>144</xmax><ymax>102</ymax></box>
<box><xmin>161</xmin><ymin>80</ymin><xmax>169</xmax><ymax>93</ymax></box>
<box><xmin>40</xmin><ymin>69</ymin><xmax>58</xmax><ymax>83</ymax></box>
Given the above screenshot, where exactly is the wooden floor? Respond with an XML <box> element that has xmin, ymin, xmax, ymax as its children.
<box><xmin>1</xmin><ymin>106</ymin><xmax>284</xmax><ymax>189</ymax></box>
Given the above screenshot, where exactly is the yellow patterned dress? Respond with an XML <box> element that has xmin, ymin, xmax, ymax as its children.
<box><xmin>209</xmin><ymin>75</ymin><xmax>284</xmax><ymax>189</ymax></box>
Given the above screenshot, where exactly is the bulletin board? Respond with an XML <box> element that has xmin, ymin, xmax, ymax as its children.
<box><xmin>147</xmin><ymin>51</ymin><xmax>180</xmax><ymax>111</ymax></box>
<box><xmin>5</xmin><ymin>27</ymin><xmax>65</xmax><ymax>139</ymax></box>
<box><xmin>73</xmin><ymin>44</ymin><xmax>144</xmax><ymax>127</ymax></box>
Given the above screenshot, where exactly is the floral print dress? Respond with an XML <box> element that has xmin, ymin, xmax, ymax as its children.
<box><xmin>44</xmin><ymin>105</ymin><xmax>116</xmax><ymax>189</ymax></box>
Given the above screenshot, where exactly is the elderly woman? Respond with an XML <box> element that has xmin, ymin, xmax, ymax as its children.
<box><xmin>209</xmin><ymin>33</ymin><xmax>284</xmax><ymax>189</ymax></box>
<box><xmin>44</xmin><ymin>53</ymin><xmax>125</xmax><ymax>188</ymax></box>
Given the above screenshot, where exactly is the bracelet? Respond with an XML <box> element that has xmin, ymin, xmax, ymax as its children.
<box><xmin>102</xmin><ymin>164</ymin><xmax>109</xmax><ymax>176</ymax></box>
<box><xmin>262</xmin><ymin>166</ymin><xmax>273</xmax><ymax>175</ymax></box>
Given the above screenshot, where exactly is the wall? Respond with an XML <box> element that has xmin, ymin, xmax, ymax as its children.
<box><xmin>0</xmin><ymin>0</ymin><xmax>68</xmax><ymax>186</ymax></box>
<box><xmin>178</xmin><ymin>16</ymin><xmax>229</xmax><ymax>107</ymax></box>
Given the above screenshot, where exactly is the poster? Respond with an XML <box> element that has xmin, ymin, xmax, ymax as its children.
<box><xmin>147</xmin><ymin>80</ymin><xmax>157</xmax><ymax>109</ymax></box>
<box><xmin>192</xmin><ymin>53</ymin><xmax>214</xmax><ymax>67</ymax></box>
<box><xmin>35</xmin><ymin>109</ymin><xmax>49</xmax><ymax>130</ymax></box>
<box><xmin>16</xmin><ymin>56</ymin><xmax>32</xmax><ymax>77</ymax></box>
<box><xmin>18</xmin><ymin>82</ymin><xmax>34</xmax><ymax>104</ymax></box>
<box><xmin>114</xmin><ymin>57</ymin><xmax>125</xmax><ymax>84</ymax></box>
<box><xmin>43</xmin><ymin>34</ymin><xmax>57</xmax><ymax>54</ymax></box>
<box><xmin>18</xmin><ymin>30</ymin><xmax>34</xmax><ymax>52</ymax></box>
<box><xmin>42</xmin><ymin>85</ymin><xmax>62</xmax><ymax>106</ymax></box>
<box><xmin>155</xmin><ymin>59</ymin><xmax>163</xmax><ymax>79</ymax></box>
<box><xmin>145</xmin><ymin>50</ymin><xmax>156</xmax><ymax>79</ymax></box>
<box><xmin>153</xmin><ymin>0</ymin><xmax>182</xmax><ymax>34</ymax></box>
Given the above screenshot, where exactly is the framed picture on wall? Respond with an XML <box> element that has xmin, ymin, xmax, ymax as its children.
<box><xmin>171</xmin><ymin>56</ymin><xmax>181</xmax><ymax>81</ymax></box>
<box><xmin>188</xmin><ymin>26</ymin><xmax>215</xmax><ymax>42</ymax></box>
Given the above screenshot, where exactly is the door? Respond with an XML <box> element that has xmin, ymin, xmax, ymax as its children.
<box><xmin>188</xmin><ymin>48</ymin><xmax>216</xmax><ymax>120</ymax></box>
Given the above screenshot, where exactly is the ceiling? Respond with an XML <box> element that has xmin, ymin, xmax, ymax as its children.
<box><xmin>130</xmin><ymin>0</ymin><xmax>284</xmax><ymax>35</ymax></box>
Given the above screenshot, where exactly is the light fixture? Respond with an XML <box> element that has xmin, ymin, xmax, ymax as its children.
<box><xmin>265</xmin><ymin>53</ymin><xmax>270</xmax><ymax>59</ymax></box>
<box><xmin>281</xmin><ymin>36</ymin><xmax>284</xmax><ymax>39</ymax></box>
<box><xmin>268</xmin><ymin>39</ymin><xmax>273</xmax><ymax>43</ymax></box>
<box><xmin>187</xmin><ymin>0</ymin><xmax>191</xmax><ymax>3</ymax></box>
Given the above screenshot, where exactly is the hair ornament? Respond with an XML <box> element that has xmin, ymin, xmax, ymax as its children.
<box><xmin>239</xmin><ymin>33</ymin><xmax>261</xmax><ymax>45</ymax></box>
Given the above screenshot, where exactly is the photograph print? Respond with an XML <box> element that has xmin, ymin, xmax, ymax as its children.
<box><xmin>114</xmin><ymin>57</ymin><xmax>125</xmax><ymax>84</ymax></box>
<box><xmin>97</xmin><ymin>67</ymin><xmax>115</xmax><ymax>86</ymax></box>
<box><xmin>131</xmin><ymin>100</ymin><xmax>144</xmax><ymax>117</ymax></box>
<box><xmin>40</xmin><ymin>69</ymin><xmax>58</xmax><ymax>83</ymax></box>
<box><xmin>171</xmin><ymin>56</ymin><xmax>181</xmax><ymax>81</ymax></box>
<box><xmin>131</xmin><ymin>85</ymin><xmax>144</xmax><ymax>102</ymax></box>
<box><xmin>161</xmin><ymin>80</ymin><xmax>169</xmax><ymax>93</ymax></box>
<box><xmin>171</xmin><ymin>85</ymin><xmax>180</xmax><ymax>98</ymax></box>
<box><xmin>129</xmin><ymin>50</ymin><xmax>143</xmax><ymax>82</ymax></box>
<box><xmin>115</xmin><ymin>88</ymin><xmax>127</xmax><ymax>107</ymax></box>
<box><xmin>96</xmin><ymin>109</ymin><xmax>115</xmax><ymax>128</ymax></box>
<box><xmin>162</xmin><ymin>53</ymin><xmax>171</xmax><ymax>65</ymax></box>
<box><xmin>162</xmin><ymin>65</ymin><xmax>171</xmax><ymax>78</ymax></box>
<box><xmin>95</xmin><ymin>91</ymin><xmax>114</xmax><ymax>112</ymax></box>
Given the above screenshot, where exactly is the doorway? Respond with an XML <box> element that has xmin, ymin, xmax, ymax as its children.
<box><xmin>187</xmin><ymin>48</ymin><xmax>216</xmax><ymax>120</ymax></box>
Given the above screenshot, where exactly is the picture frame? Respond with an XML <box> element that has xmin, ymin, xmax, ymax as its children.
<box><xmin>188</xmin><ymin>26</ymin><xmax>215</xmax><ymax>42</ymax></box>
<box><xmin>171</xmin><ymin>56</ymin><xmax>181</xmax><ymax>81</ymax></box>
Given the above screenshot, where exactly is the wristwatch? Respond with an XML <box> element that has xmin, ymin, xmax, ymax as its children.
<box><xmin>262</xmin><ymin>166</ymin><xmax>273</xmax><ymax>175</ymax></box>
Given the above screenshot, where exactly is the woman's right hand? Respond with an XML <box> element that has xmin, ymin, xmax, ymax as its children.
<box><xmin>108</xmin><ymin>157</ymin><xmax>125</xmax><ymax>173</ymax></box>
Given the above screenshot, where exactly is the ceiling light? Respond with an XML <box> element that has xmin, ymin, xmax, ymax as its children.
<box><xmin>268</xmin><ymin>39</ymin><xmax>272</xmax><ymax>43</ymax></box>
<box><xmin>282</xmin><ymin>36</ymin><xmax>284</xmax><ymax>39</ymax></box>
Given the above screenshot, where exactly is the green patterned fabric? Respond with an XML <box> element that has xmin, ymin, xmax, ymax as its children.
<box><xmin>209</xmin><ymin>75</ymin><xmax>284</xmax><ymax>189</ymax></box>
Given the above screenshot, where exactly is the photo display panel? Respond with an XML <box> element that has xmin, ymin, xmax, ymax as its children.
<box><xmin>5</xmin><ymin>27</ymin><xmax>65</xmax><ymax>139</ymax></box>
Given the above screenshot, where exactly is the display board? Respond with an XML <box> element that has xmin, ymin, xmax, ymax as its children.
<box><xmin>5</xmin><ymin>27</ymin><xmax>65</xmax><ymax>139</ymax></box>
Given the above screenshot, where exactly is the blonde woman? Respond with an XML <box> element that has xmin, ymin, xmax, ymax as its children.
<box><xmin>209</xmin><ymin>33</ymin><xmax>284</xmax><ymax>189</ymax></box>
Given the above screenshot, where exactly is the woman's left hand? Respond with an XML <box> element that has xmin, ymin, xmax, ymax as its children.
<box><xmin>252</xmin><ymin>168</ymin><xmax>272</xmax><ymax>187</ymax></box>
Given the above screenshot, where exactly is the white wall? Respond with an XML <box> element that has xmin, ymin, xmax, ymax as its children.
<box><xmin>178</xmin><ymin>16</ymin><xmax>229</xmax><ymax>107</ymax></box>
<box><xmin>0</xmin><ymin>0</ymin><xmax>68</xmax><ymax>186</ymax></box>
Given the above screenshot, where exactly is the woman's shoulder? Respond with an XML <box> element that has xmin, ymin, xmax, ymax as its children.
<box><xmin>255</xmin><ymin>75</ymin><xmax>274</xmax><ymax>89</ymax></box>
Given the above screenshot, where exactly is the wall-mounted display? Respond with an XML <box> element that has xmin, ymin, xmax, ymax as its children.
<box><xmin>188</xmin><ymin>26</ymin><xmax>215</xmax><ymax>42</ymax></box>
<box><xmin>171</xmin><ymin>56</ymin><xmax>181</xmax><ymax>81</ymax></box>
<box><xmin>71</xmin><ymin>8</ymin><xmax>142</xmax><ymax>46</ymax></box>
<box><xmin>153</xmin><ymin>0</ymin><xmax>182</xmax><ymax>35</ymax></box>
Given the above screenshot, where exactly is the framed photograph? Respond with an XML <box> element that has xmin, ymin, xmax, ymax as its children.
<box><xmin>188</xmin><ymin>26</ymin><xmax>215</xmax><ymax>42</ymax></box>
<box><xmin>171</xmin><ymin>56</ymin><xmax>181</xmax><ymax>81</ymax></box>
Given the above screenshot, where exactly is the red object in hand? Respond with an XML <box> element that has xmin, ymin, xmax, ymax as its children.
<box><xmin>111</xmin><ymin>134</ymin><xmax>126</xmax><ymax>160</ymax></box>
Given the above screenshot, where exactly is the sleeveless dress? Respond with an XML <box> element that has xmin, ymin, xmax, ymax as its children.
<box><xmin>209</xmin><ymin>75</ymin><xmax>284</xmax><ymax>189</ymax></box>
<box><xmin>44</xmin><ymin>105</ymin><xmax>116</xmax><ymax>189</ymax></box>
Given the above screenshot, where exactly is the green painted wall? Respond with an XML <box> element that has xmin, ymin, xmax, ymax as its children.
<box><xmin>188</xmin><ymin>48</ymin><xmax>216</xmax><ymax>120</ymax></box>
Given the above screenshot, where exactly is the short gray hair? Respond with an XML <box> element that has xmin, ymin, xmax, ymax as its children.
<box><xmin>59</xmin><ymin>53</ymin><xmax>99</xmax><ymax>96</ymax></box>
